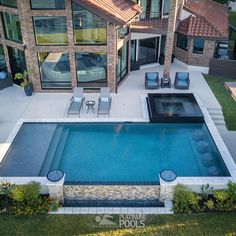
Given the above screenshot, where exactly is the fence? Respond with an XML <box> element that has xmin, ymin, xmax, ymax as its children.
<box><xmin>209</xmin><ymin>58</ymin><xmax>236</xmax><ymax>79</ymax></box>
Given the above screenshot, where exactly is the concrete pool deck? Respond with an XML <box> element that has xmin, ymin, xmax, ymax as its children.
<box><xmin>0</xmin><ymin>62</ymin><xmax>235</xmax><ymax>162</ymax></box>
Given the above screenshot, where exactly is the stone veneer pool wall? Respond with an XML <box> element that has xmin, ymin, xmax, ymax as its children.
<box><xmin>63</xmin><ymin>185</ymin><xmax>161</xmax><ymax>200</ymax></box>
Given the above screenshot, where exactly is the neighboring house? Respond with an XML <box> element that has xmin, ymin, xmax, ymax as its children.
<box><xmin>0</xmin><ymin>0</ymin><xmax>229</xmax><ymax>92</ymax></box>
<box><xmin>174</xmin><ymin>0</ymin><xmax>229</xmax><ymax>67</ymax></box>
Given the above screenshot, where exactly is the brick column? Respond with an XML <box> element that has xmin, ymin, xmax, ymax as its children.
<box><xmin>163</xmin><ymin>0</ymin><xmax>178</xmax><ymax>79</ymax></box>
<box><xmin>17</xmin><ymin>0</ymin><xmax>32</xmax><ymax>72</ymax></box>
<box><xmin>66</xmin><ymin>0</ymin><xmax>77</xmax><ymax>88</ymax></box>
<box><xmin>107</xmin><ymin>23</ymin><xmax>117</xmax><ymax>93</ymax></box>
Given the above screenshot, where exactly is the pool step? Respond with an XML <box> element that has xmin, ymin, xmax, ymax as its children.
<box><xmin>207</xmin><ymin>108</ymin><xmax>225</xmax><ymax>126</ymax></box>
<box><xmin>49</xmin><ymin>127</ymin><xmax>70</xmax><ymax>170</ymax></box>
<box><xmin>40</xmin><ymin>125</ymin><xmax>64</xmax><ymax>176</ymax></box>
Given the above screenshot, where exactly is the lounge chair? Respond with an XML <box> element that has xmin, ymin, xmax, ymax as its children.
<box><xmin>97</xmin><ymin>87</ymin><xmax>111</xmax><ymax>117</ymax></box>
<box><xmin>67</xmin><ymin>87</ymin><xmax>85</xmax><ymax>116</ymax></box>
<box><xmin>174</xmin><ymin>72</ymin><xmax>190</xmax><ymax>90</ymax></box>
<box><xmin>145</xmin><ymin>72</ymin><xmax>159</xmax><ymax>89</ymax></box>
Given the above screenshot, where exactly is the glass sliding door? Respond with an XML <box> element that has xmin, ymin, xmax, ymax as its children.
<box><xmin>138</xmin><ymin>37</ymin><xmax>159</xmax><ymax>65</ymax></box>
<box><xmin>117</xmin><ymin>42</ymin><xmax>128</xmax><ymax>84</ymax></box>
<box><xmin>7</xmin><ymin>47</ymin><xmax>26</xmax><ymax>85</ymax></box>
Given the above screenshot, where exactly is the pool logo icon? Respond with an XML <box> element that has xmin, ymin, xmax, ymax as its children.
<box><xmin>95</xmin><ymin>215</ymin><xmax>116</xmax><ymax>226</ymax></box>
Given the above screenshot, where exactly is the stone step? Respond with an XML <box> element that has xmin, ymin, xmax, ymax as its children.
<box><xmin>210</xmin><ymin>115</ymin><xmax>225</xmax><ymax>120</ymax></box>
<box><xmin>214</xmin><ymin>120</ymin><xmax>226</xmax><ymax>125</ymax></box>
<box><xmin>207</xmin><ymin>107</ymin><xmax>225</xmax><ymax>125</ymax></box>
<box><xmin>207</xmin><ymin>107</ymin><xmax>223</xmax><ymax>112</ymax></box>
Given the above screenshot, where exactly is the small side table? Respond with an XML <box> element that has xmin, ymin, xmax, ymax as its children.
<box><xmin>161</xmin><ymin>77</ymin><xmax>171</xmax><ymax>88</ymax></box>
<box><xmin>86</xmin><ymin>100</ymin><xmax>95</xmax><ymax>113</ymax></box>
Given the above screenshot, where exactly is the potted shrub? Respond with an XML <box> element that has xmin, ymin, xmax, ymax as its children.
<box><xmin>14</xmin><ymin>69</ymin><xmax>34</xmax><ymax>96</ymax></box>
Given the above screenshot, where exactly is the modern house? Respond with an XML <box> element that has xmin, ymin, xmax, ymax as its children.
<box><xmin>0</xmin><ymin>0</ymin><xmax>229</xmax><ymax>92</ymax></box>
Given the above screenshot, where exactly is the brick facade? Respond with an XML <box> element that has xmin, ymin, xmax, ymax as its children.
<box><xmin>173</xmin><ymin>36</ymin><xmax>215</xmax><ymax>67</ymax></box>
<box><xmin>0</xmin><ymin>0</ymin><xmax>219</xmax><ymax>93</ymax></box>
<box><xmin>0</xmin><ymin>0</ymin><xmax>118</xmax><ymax>93</ymax></box>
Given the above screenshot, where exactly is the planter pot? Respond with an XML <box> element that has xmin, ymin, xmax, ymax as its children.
<box><xmin>24</xmin><ymin>83</ymin><xmax>33</xmax><ymax>96</ymax></box>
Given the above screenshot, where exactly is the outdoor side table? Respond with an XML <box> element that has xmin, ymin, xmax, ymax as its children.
<box><xmin>86</xmin><ymin>100</ymin><xmax>95</xmax><ymax>113</ymax></box>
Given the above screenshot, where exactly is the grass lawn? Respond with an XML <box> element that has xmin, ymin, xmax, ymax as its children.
<box><xmin>204</xmin><ymin>75</ymin><xmax>236</xmax><ymax>130</ymax></box>
<box><xmin>0</xmin><ymin>213</ymin><xmax>236</xmax><ymax>236</ymax></box>
<box><xmin>229</xmin><ymin>11</ymin><xmax>236</xmax><ymax>28</ymax></box>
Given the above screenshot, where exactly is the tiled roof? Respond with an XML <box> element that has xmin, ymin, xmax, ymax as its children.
<box><xmin>183</xmin><ymin>0</ymin><xmax>228</xmax><ymax>39</ymax></box>
<box><xmin>176</xmin><ymin>15</ymin><xmax>223</xmax><ymax>38</ymax></box>
<box><xmin>73</xmin><ymin>0</ymin><xmax>141</xmax><ymax>26</ymax></box>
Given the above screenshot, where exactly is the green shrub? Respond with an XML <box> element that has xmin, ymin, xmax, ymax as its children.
<box><xmin>11</xmin><ymin>182</ymin><xmax>40</xmax><ymax>202</ymax></box>
<box><xmin>10</xmin><ymin>196</ymin><xmax>60</xmax><ymax>216</ymax></box>
<box><xmin>204</xmin><ymin>199</ymin><xmax>215</xmax><ymax>211</ymax></box>
<box><xmin>227</xmin><ymin>181</ymin><xmax>236</xmax><ymax>201</ymax></box>
<box><xmin>173</xmin><ymin>184</ymin><xmax>201</xmax><ymax>213</ymax></box>
<box><xmin>213</xmin><ymin>190</ymin><xmax>232</xmax><ymax>210</ymax></box>
<box><xmin>9</xmin><ymin>182</ymin><xmax>60</xmax><ymax>216</ymax></box>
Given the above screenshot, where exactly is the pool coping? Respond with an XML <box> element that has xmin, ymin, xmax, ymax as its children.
<box><xmin>0</xmin><ymin>93</ymin><xmax>235</xmax><ymax>200</ymax></box>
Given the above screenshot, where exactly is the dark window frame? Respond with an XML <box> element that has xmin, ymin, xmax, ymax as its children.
<box><xmin>0</xmin><ymin>0</ymin><xmax>17</xmax><ymax>8</ymax></box>
<box><xmin>75</xmin><ymin>52</ymin><xmax>108</xmax><ymax>88</ymax></box>
<box><xmin>1</xmin><ymin>12</ymin><xmax>22</xmax><ymax>43</ymax></box>
<box><xmin>37</xmin><ymin>52</ymin><xmax>72</xmax><ymax>90</ymax></box>
<box><xmin>30</xmin><ymin>0</ymin><xmax>65</xmax><ymax>10</ymax></box>
<box><xmin>32</xmin><ymin>16</ymin><xmax>68</xmax><ymax>46</ymax></box>
<box><xmin>176</xmin><ymin>34</ymin><xmax>188</xmax><ymax>51</ymax></box>
<box><xmin>0</xmin><ymin>44</ymin><xmax>7</xmax><ymax>71</ymax></box>
<box><xmin>193</xmin><ymin>38</ymin><xmax>205</xmax><ymax>54</ymax></box>
<box><xmin>72</xmin><ymin>1</ymin><xmax>107</xmax><ymax>46</ymax></box>
<box><xmin>117</xmin><ymin>41</ymin><xmax>129</xmax><ymax>84</ymax></box>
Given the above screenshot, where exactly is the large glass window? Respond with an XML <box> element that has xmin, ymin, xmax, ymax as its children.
<box><xmin>193</xmin><ymin>38</ymin><xmax>205</xmax><ymax>54</ymax></box>
<box><xmin>33</xmin><ymin>16</ymin><xmax>68</xmax><ymax>45</ymax></box>
<box><xmin>30</xmin><ymin>0</ymin><xmax>65</xmax><ymax>9</ymax></box>
<box><xmin>76</xmin><ymin>52</ymin><xmax>107</xmax><ymax>87</ymax></box>
<box><xmin>117</xmin><ymin>42</ymin><xmax>128</xmax><ymax>83</ymax></box>
<box><xmin>2</xmin><ymin>12</ymin><xmax>22</xmax><ymax>42</ymax></box>
<box><xmin>0</xmin><ymin>0</ymin><xmax>17</xmax><ymax>8</ymax></box>
<box><xmin>177</xmin><ymin>34</ymin><xmax>188</xmax><ymax>51</ymax></box>
<box><xmin>0</xmin><ymin>44</ymin><xmax>7</xmax><ymax>71</ymax></box>
<box><xmin>72</xmin><ymin>2</ymin><xmax>107</xmax><ymax>45</ymax></box>
<box><xmin>38</xmin><ymin>52</ymin><xmax>71</xmax><ymax>89</ymax></box>
<box><xmin>7</xmin><ymin>47</ymin><xmax>26</xmax><ymax>85</ymax></box>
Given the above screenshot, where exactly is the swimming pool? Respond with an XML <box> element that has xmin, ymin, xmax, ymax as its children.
<box><xmin>0</xmin><ymin>122</ymin><xmax>230</xmax><ymax>183</ymax></box>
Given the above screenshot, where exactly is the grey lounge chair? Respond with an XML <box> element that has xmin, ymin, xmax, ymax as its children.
<box><xmin>67</xmin><ymin>87</ymin><xmax>85</xmax><ymax>117</ymax></box>
<box><xmin>174</xmin><ymin>72</ymin><xmax>190</xmax><ymax>89</ymax></box>
<box><xmin>97</xmin><ymin>87</ymin><xmax>111</xmax><ymax>117</ymax></box>
<box><xmin>145</xmin><ymin>72</ymin><xmax>159</xmax><ymax>89</ymax></box>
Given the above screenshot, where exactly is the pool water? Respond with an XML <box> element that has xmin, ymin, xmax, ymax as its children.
<box><xmin>0</xmin><ymin>122</ymin><xmax>230</xmax><ymax>182</ymax></box>
<box><xmin>44</xmin><ymin>123</ymin><xmax>229</xmax><ymax>183</ymax></box>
